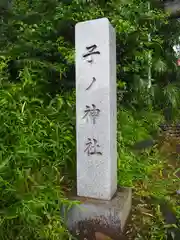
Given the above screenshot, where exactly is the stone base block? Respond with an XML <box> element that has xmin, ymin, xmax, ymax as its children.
<box><xmin>62</xmin><ymin>187</ymin><xmax>132</xmax><ymax>240</ymax></box>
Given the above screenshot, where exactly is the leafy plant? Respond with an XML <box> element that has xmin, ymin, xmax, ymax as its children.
<box><xmin>0</xmin><ymin>0</ymin><xmax>180</xmax><ymax>239</ymax></box>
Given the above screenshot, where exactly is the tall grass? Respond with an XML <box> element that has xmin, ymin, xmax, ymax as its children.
<box><xmin>0</xmin><ymin>67</ymin><xmax>77</xmax><ymax>239</ymax></box>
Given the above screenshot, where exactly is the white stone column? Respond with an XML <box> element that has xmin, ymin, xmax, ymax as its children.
<box><xmin>75</xmin><ymin>18</ymin><xmax>117</xmax><ymax>200</ymax></box>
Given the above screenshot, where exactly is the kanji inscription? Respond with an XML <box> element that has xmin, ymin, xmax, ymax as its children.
<box><xmin>83</xmin><ymin>44</ymin><xmax>100</xmax><ymax>63</ymax></box>
<box><xmin>86</xmin><ymin>77</ymin><xmax>96</xmax><ymax>91</ymax></box>
<box><xmin>84</xmin><ymin>138</ymin><xmax>102</xmax><ymax>156</ymax></box>
<box><xmin>82</xmin><ymin>104</ymin><xmax>100</xmax><ymax>124</ymax></box>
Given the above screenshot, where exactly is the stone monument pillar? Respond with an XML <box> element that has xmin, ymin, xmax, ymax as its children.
<box><xmin>63</xmin><ymin>18</ymin><xmax>132</xmax><ymax>240</ymax></box>
<box><xmin>76</xmin><ymin>17</ymin><xmax>117</xmax><ymax>201</ymax></box>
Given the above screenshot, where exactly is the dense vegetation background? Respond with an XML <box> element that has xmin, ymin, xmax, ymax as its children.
<box><xmin>0</xmin><ymin>0</ymin><xmax>179</xmax><ymax>239</ymax></box>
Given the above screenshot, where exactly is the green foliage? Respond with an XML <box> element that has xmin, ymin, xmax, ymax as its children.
<box><xmin>1</xmin><ymin>0</ymin><xmax>180</xmax><ymax>107</ymax></box>
<box><xmin>118</xmin><ymin>108</ymin><xmax>162</xmax><ymax>187</ymax></box>
<box><xmin>0</xmin><ymin>66</ymin><xmax>77</xmax><ymax>239</ymax></box>
<box><xmin>119</xmin><ymin>108</ymin><xmax>179</xmax><ymax>239</ymax></box>
<box><xmin>0</xmin><ymin>0</ymin><xmax>180</xmax><ymax>239</ymax></box>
